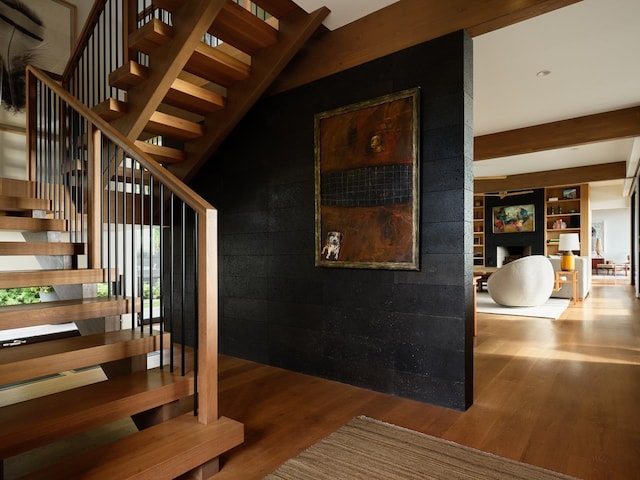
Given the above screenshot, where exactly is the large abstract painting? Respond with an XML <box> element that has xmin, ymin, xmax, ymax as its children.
<box><xmin>314</xmin><ymin>88</ymin><xmax>420</xmax><ymax>270</ymax></box>
<box><xmin>0</xmin><ymin>0</ymin><xmax>76</xmax><ymax>111</ymax></box>
<box><xmin>492</xmin><ymin>204</ymin><xmax>535</xmax><ymax>234</ymax></box>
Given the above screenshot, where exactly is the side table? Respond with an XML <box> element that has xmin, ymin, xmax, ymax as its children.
<box><xmin>554</xmin><ymin>270</ymin><xmax>578</xmax><ymax>304</ymax></box>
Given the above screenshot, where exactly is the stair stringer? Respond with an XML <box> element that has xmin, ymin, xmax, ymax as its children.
<box><xmin>110</xmin><ymin>0</ymin><xmax>228</xmax><ymax>142</ymax></box>
<box><xmin>171</xmin><ymin>6</ymin><xmax>331</xmax><ymax>182</ymax></box>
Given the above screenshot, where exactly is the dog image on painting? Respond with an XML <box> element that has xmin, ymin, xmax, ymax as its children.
<box><xmin>321</xmin><ymin>231</ymin><xmax>343</xmax><ymax>260</ymax></box>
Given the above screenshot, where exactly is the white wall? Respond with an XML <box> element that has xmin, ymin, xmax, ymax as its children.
<box><xmin>0</xmin><ymin>129</ymin><xmax>27</xmax><ymax>180</ymax></box>
<box><xmin>590</xmin><ymin>182</ymin><xmax>631</xmax><ymax>210</ymax></box>
<box><xmin>592</xmin><ymin>208</ymin><xmax>631</xmax><ymax>264</ymax></box>
<box><xmin>0</xmin><ymin>1</ymin><xmax>91</xmax><ymax>178</ymax></box>
<box><xmin>69</xmin><ymin>1</ymin><xmax>92</xmax><ymax>30</ymax></box>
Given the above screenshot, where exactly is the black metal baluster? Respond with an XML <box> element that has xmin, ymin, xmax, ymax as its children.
<box><xmin>139</xmin><ymin>163</ymin><xmax>146</xmax><ymax>332</ymax></box>
<box><xmin>131</xmin><ymin>159</ymin><xmax>137</xmax><ymax>331</ymax></box>
<box><xmin>181</xmin><ymin>201</ymin><xmax>186</xmax><ymax>376</ymax></box>
<box><xmin>148</xmin><ymin>174</ymin><xmax>154</xmax><ymax>335</ymax></box>
<box><xmin>114</xmin><ymin>145</ymin><xmax>120</xmax><ymax>297</ymax></box>
<box><xmin>193</xmin><ymin>211</ymin><xmax>199</xmax><ymax>414</ymax></box>
<box><xmin>107</xmin><ymin>140</ymin><xmax>113</xmax><ymax>294</ymax></box>
<box><xmin>159</xmin><ymin>183</ymin><xmax>164</xmax><ymax>368</ymax></box>
<box><xmin>169</xmin><ymin>192</ymin><xmax>175</xmax><ymax>372</ymax></box>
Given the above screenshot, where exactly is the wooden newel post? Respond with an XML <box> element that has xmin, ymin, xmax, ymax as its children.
<box><xmin>197</xmin><ymin>208</ymin><xmax>219</xmax><ymax>424</ymax></box>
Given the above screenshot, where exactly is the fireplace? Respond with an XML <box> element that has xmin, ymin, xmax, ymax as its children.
<box><xmin>496</xmin><ymin>245</ymin><xmax>532</xmax><ymax>267</ymax></box>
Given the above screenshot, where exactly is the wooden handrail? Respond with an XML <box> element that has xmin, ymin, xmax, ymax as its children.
<box><xmin>28</xmin><ymin>66</ymin><xmax>215</xmax><ymax>216</ymax></box>
<box><xmin>27</xmin><ymin>65</ymin><xmax>220</xmax><ymax>424</ymax></box>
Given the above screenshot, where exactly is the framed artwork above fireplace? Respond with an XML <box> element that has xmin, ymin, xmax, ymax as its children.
<box><xmin>492</xmin><ymin>204</ymin><xmax>535</xmax><ymax>234</ymax></box>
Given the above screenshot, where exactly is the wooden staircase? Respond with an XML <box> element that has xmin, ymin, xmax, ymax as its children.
<box><xmin>0</xmin><ymin>0</ymin><xmax>330</xmax><ymax>477</ymax></box>
<box><xmin>0</xmin><ymin>176</ymin><xmax>241</xmax><ymax>477</ymax></box>
<box><xmin>94</xmin><ymin>0</ymin><xmax>329</xmax><ymax>182</ymax></box>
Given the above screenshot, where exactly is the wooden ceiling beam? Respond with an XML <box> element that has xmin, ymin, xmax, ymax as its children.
<box><xmin>270</xmin><ymin>0</ymin><xmax>580</xmax><ymax>94</ymax></box>
<box><xmin>474</xmin><ymin>161</ymin><xmax>627</xmax><ymax>193</ymax></box>
<box><xmin>475</xmin><ymin>107</ymin><xmax>640</xmax><ymax>160</ymax></box>
<box><xmin>465</xmin><ymin>0</ymin><xmax>583</xmax><ymax>37</ymax></box>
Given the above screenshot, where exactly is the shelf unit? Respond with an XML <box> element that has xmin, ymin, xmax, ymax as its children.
<box><xmin>544</xmin><ymin>184</ymin><xmax>590</xmax><ymax>256</ymax></box>
<box><xmin>473</xmin><ymin>195</ymin><xmax>485</xmax><ymax>266</ymax></box>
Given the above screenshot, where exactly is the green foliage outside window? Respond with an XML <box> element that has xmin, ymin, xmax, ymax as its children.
<box><xmin>0</xmin><ymin>286</ymin><xmax>54</xmax><ymax>306</ymax></box>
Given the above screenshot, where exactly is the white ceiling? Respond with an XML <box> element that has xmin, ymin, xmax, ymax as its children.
<box><xmin>295</xmin><ymin>0</ymin><xmax>398</xmax><ymax>31</ymax></box>
<box><xmin>472</xmin><ymin>0</ymin><xmax>640</xmax><ymax>187</ymax></box>
<box><xmin>295</xmin><ymin>0</ymin><xmax>640</xmax><ymax>200</ymax></box>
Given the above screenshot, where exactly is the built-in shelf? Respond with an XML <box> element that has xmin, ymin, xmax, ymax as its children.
<box><xmin>544</xmin><ymin>184</ymin><xmax>590</xmax><ymax>256</ymax></box>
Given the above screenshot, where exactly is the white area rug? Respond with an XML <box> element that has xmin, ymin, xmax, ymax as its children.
<box><xmin>476</xmin><ymin>292</ymin><xmax>570</xmax><ymax>320</ymax></box>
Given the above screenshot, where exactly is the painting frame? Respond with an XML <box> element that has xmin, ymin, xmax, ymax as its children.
<box><xmin>492</xmin><ymin>204</ymin><xmax>535</xmax><ymax>234</ymax></box>
<box><xmin>314</xmin><ymin>88</ymin><xmax>420</xmax><ymax>270</ymax></box>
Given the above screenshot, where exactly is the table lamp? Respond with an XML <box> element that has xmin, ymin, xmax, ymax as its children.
<box><xmin>558</xmin><ymin>233</ymin><xmax>580</xmax><ymax>271</ymax></box>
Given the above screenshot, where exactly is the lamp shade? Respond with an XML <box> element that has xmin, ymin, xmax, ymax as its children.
<box><xmin>558</xmin><ymin>233</ymin><xmax>580</xmax><ymax>252</ymax></box>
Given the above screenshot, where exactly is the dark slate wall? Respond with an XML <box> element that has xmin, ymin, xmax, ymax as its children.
<box><xmin>191</xmin><ymin>31</ymin><xmax>474</xmax><ymax>410</ymax></box>
<box><xmin>484</xmin><ymin>189</ymin><xmax>546</xmax><ymax>267</ymax></box>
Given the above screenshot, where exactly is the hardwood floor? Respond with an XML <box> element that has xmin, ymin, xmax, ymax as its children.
<box><xmin>215</xmin><ymin>276</ymin><xmax>639</xmax><ymax>480</ymax></box>
<box><xmin>3</xmin><ymin>276</ymin><xmax>638</xmax><ymax>479</ymax></box>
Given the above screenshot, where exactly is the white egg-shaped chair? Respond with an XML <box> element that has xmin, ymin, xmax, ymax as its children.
<box><xmin>487</xmin><ymin>255</ymin><xmax>555</xmax><ymax>307</ymax></box>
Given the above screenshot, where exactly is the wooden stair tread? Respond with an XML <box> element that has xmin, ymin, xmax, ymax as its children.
<box><xmin>0</xmin><ymin>368</ymin><xmax>194</xmax><ymax>458</ymax></box>
<box><xmin>93</xmin><ymin>97</ymin><xmax>128</xmax><ymax>122</ymax></box>
<box><xmin>186</xmin><ymin>42</ymin><xmax>251</xmax><ymax>86</ymax></box>
<box><xmin>155</xmin><ymin>0</ymin><xmax>278</xmax><ymax>55</ymax></box>
<box><xmin>0</xmin><ymin>330</ymin><xmax>168</xmax><ymax>386</ymax></box>
<box><xmin>211</xmin><ymin>1</ymin><xmax>278</xmax><ymax>54</ymax></box>
<box><xmin>94</xmin><ymin>99</ymin><xmax>204</xmax><ymax>141</ymax></box>
<box><xmin>0</xmin><ymin>268</ymin><xmax>112</xmax><ymax>289</ymax></box>
<box><xmin>0</xmin><ymin>216</ymin><xmax>66</xmax><ymax>232</ymax></box>
<box><xmin>111</xmin><ymin>166</ymin><xmax>153</xmax><ymax>183</ymax></box>
<box><xmin>145</xmin><ymin>110</ymin><xmax>205</xmax><ymax>141</ymax></box>
<box><xmin>128</xmin><ymin>18</ymin><xmax>173</xmax><ymax>54</ymax></box>
<box><xmin>165</xmin><ymin>77</ymin><xmax>226</xmax><ymax>114</ymax></box>
<box><xmin>170</xmin><ymin>5</ymin><xmax>329</xmax><ymax>181</ymax></box>
<box><xmin>129</xmin><ymin>20</ymin><xmax>252</xmax><ymax>86</ymax></box>
<box><xmin>0</xmin><ymin>296</ymin><xmax>134</xmax><ymax>331</ymax></box>
<box><xmin>128</xmin><ymin>16</ymin><xmax>251</xmax><ymax>86</ymax></box>
<box><xmin>0</xmin><ymin>241</ymin><xmax>85</xmax><ymax>256</ymax></box>
<box><xmin>109</xmin><ymin>60</ymin><xmax>149</xmax><ymax>90</ymax></box>
<box><xmin>110</xmin><ymin>62</ymin><xmax>225</xmax><ymax>114</ymax></box>
<box><xmin>21</xmin><ymin>414</ymin><xmax>243</xmax><ymax>480</ymax></box>
<box><xmin>135</xmin><ymin>141</ymin><xmax>186</xmax><ymax>164</ymax></box>
<box><xmin>0</xmin><ymin>178</ymin><xmax>35</xmax><ymax>198</ymax></box>
<box><xmin>0</xmin><ymin>194</ymin><xmax>51</xmax><ymax>212</ymax></box>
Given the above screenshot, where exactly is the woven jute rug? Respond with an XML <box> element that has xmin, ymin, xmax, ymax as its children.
<box><xmin>263</xmin><ymin>416</ymin><xmax>580</xmax><ymax>479</ymax></box>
